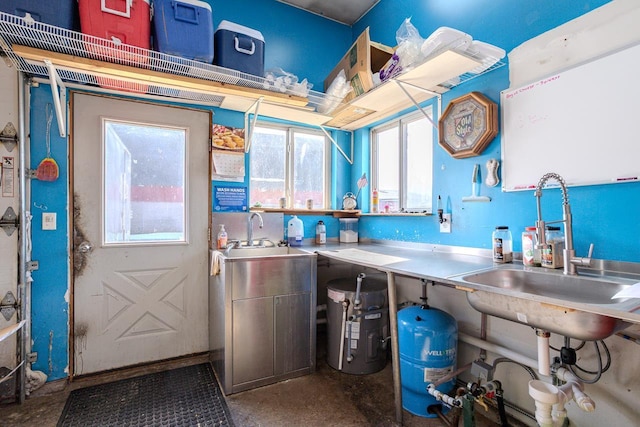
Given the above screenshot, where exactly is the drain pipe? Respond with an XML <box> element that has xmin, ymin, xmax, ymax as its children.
<box><xmin>536</xmin><ymin>329</ymin><xmax>551</xmax><ymax>376</ymax></box>
<box><xmin>528</xmin><ymin>368</ymin><xmax>595</xmax><ymax>427</ymax></box>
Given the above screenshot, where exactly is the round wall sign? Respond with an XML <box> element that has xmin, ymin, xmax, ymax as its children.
<box><xmin>438</xmin><ymin>92</ymin><xmax>498</xmax><ymax>159</ymax></box>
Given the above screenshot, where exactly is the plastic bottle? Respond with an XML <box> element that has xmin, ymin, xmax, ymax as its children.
<box><xmin>287</xmin><ymin>215</ymin><xmax>304</xmax><ymax>246</ymax></box>
<box><xmin>372</xmin><ymin>188</ymin><xmax>379</xmax><ymax>213</ymax></box>
<box><xmin>492</xmin><ymin>226</ymin><xmax>513</xmax><ymax>263</ymax></box>
<box><xmin>217</xmin><ymin>224</ymin><xmax>228</xmax><ymax>250</ymax></box>
<box><xmin>315</xmin><ymin>220</ymin><xmax>326</xmax><ymax>245</ymax></box>
<box><xmin>522</xmin><ymin>226</ymin><xmax>541</xmax><ymax>267</ymax></box>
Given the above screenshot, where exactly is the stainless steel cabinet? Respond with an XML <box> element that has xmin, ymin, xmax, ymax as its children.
<box><xmin>209</xmin><ymin>250</ymin><xmax>317</xmax><ymax>394</ymax></box>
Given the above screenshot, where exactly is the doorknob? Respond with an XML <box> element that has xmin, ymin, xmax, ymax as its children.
<box><xmin>78</xmin><ymin>241</ymin><xmax>93</xmax><ymax>253</ymax></box>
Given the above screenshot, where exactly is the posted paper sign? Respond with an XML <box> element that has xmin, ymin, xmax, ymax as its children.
<box><xmin>214</xmin><ymin>186</ymin><xmax>247</xmax><ymax>212</ymax></box>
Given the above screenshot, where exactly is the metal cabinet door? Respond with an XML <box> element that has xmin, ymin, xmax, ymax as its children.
<box><xmin>274</xmin><ymin>293</ymin><xmax>311</xmax><ymax>375</ymax></box>
<box><xmin>232</xmin><ymin>297</ymin><xmax>274</xmax><ymax>385</ymax></box>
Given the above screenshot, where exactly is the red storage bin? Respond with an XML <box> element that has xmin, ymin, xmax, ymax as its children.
<box><xmin>78</xmin><ymin>0</ymin><xmax>151</xmax><ymax>92</ymax></box>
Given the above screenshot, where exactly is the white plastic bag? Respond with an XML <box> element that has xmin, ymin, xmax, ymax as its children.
<box><xmin>379</xmin><ymin>18</ymin><xmax>425</xmax><ymax>82</ymax></box>
<box><xmin>317</xmin><ymin>69</ymin><xmax>352</xmax><ymax>114</ymax></box>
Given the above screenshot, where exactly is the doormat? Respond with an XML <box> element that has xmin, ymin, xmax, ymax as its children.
<box><xmin>57</xmin><ymin>363</ymin><xmax>234</xmax><ymax>427</ymax></box>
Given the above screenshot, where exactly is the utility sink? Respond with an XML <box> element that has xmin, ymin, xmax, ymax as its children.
<box><xmin>456</xmin><ymin>267</ymin><xmax>637</xmax><ymax>340</ymax></box>
<box><xmin>224</xmin><ymin>246</ymin><xmax>308</xmax><ymax>258</ymax></box>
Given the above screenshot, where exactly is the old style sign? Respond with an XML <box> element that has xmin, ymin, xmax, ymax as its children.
<box><xmin>438</xmin><ymin>92</ymin><xmax>498</xmax><ymax>159</ymax></box>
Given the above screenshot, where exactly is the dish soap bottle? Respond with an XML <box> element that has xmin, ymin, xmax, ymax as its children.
<box><xmin>217</xmin><ymin>224</ymin><xmax>228</xmax><ymax>250</ymax></box>
<box><xmin>287</xmin><ymin>215</ymin><xmax>304</xmax><ymax>246</ymax></box>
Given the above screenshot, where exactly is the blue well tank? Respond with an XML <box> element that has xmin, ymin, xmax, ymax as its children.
<box><xmin>398</xmin><ymin>305</ymin><xmax>458</xmax><ymax>417</ymax></box>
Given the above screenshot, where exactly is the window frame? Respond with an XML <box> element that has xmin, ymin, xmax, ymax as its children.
<box><xmin>249</xmin><ymin>122</ymin><xmax>331</xmax><ymax>209</ymax></box>
<box><xmin>370</xmin><ymin>108</ymin><xmax>434</xmax><ymax>213</ymax></box>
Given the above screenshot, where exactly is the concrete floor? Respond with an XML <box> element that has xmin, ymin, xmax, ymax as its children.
<box><xmin>1</xmin><ymin>332</ymin><xmax>532</xmax><ymax>427</ymax></box>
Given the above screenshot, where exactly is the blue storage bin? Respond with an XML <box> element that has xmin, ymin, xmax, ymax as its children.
<box><xmin>214</xmin><ymin>20</ymin><xmax>265</xmax><ymax>77</ymax></box>
<box><xmin>0</xmin><ymin>0</ymin><xmax>78</xmax><ymax>30</ymax></box>
<box><xmin>152</xmin><ymin>0</ymin><xmax>213</xmax><ymax>63</ymax></box>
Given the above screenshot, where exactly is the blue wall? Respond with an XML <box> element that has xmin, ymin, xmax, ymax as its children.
<box><xmin>29</xmin><ymin>87</ymin><xmax>69</xmax><ymax>380</ymax></box>
<box><xmin>352</xmin><ymin>0</ymin><xmax>640</xmax><ymax>263</ymax></box>
<box><xmin>29</xmin><ymin>0</ymin><xmax>638</xmax><ymax>381</ymax></box>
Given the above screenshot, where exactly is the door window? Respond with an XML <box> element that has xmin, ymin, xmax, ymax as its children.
<box><xmin>103</xmin><ymin>119</ymin><xmax>187</xmax><ymax>244</ymax></box>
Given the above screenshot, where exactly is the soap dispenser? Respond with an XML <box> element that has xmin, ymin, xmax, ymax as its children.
<box><xmin>217</xmin><ymin>224</ymin><xmax>228</xmax><ymax>250</ymax></box>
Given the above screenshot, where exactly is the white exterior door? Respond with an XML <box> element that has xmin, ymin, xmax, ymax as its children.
<box><xmin>0</xmin><ymin>61</ymin><xmax>19</xmax><ymax>377</ymax></box>
<box><xmin>72</xmin><ymin>93</ymin><xmax>210</xmax><ymax>375</ymax></box>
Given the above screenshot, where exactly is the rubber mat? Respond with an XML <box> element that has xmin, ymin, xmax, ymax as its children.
<box><xmin>57</xmin><ymin>363</ymin><xmax>234</xmax><ymax>427</ymax></box>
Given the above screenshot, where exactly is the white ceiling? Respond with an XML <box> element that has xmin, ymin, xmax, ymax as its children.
<box><xmin>277</xmin><ymin>0</ymin><xmax>380</xmax><ymax>25</ymax></box>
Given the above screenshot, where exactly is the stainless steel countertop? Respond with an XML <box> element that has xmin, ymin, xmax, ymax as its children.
<box><xmin>312</xmin><ymin>241</ymin><xmax>640</xmax><ymax>326</ymax></box>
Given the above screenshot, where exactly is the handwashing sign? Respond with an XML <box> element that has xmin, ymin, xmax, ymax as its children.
<box><xmin>214</xmin><ymin>186</ymin><xmax>247</xmax><ymax>212</ymax></box>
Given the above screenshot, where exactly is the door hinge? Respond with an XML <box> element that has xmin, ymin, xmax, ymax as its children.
<box><xmin>0</xmin><ymin>291</ymin><xmax>17</xmax><ymax>321</ymax></box>
<box><xmin>25</xmin><ymin>169</ymin><xmax>38</xmax><ymax>180</ymax></box>
<box><xmin>0</xmin><ymin>207</ymin><xmax>18</xmax><ymax>236</ymax></box>
<box><xmin>26</xmin><ymin>261</ymin><xmax>39</xmax><ymax>272</ymax></box>
<box><xmin>0</xmin><ymin>122</ymin><xmax>18</xmax><ymax>152</ymax></box>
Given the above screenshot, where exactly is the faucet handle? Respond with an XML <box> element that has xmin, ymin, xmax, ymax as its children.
<box><xmin>570</xmin><ymin>243</ymin><xmax>594</xmax><ymax>268</ymax></box>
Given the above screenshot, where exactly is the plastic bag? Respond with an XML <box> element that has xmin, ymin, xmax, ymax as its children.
<box><xmin>263</xmin><ymin>67</ymin><xmax>313</xmax><ymax>97</ymax></box>
<box><xmin>379</xmin><ymin>18</ymin><xmax>425</xmax><ymax>82</ymax></box>
<box><xmin>317</xmin><ymin>69</ymin><xmax>352</xmax><ymax>114</ymax></box>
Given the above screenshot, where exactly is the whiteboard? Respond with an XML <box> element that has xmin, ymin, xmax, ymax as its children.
<box><xmin>500</xmin><ymin>42</ymin><xmax>640</xmax><ymax>191</ymax></box>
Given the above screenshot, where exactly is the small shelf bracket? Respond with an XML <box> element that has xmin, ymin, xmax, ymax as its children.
<box><xmin>43</xmin><ymin>59</ymin><xmax>67</xmax><ymax>137</ymax></box>
<box><xmin>244</xmin><ymin>97</ymin><xmax>264</xmax><ymax>153</ymax></box>
<box><xmin>319</xmin><ymin>125</ymin><xmax>353</xmax><ymax>165</ymax></box>
<box><xmin>394</xmin><ymin>80</ymin><xmax>440</xmax><ymax>129</ymax></box>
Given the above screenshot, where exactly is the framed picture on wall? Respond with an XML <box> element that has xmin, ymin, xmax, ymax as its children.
<box><xmin>438</xmin><ymin>92</ymin><xmax>498</xmax><ymax>159</ymax></box>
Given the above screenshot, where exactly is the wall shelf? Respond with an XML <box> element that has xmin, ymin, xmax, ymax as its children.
<box><xmin>0</xmin><ymin>12</ymin><xmax>504</xmax><ymax>131</ymax></box>
<box><xmin>250</xmin><ymin>207</ymin><xmax>360</xmax><ymax>218</ymax></box>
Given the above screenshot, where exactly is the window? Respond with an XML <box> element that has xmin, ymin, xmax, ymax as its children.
<box><xmin>250</xmin><ymin>124</ymin><xmax>330</xmax><ymax>209</ymax></box>
<box><xmin>103</xmin><ymin>119</ymin><xmax>187</xmax><ymax>244</ymax></box>
<box><xmin>371</xmin><ymin>109</ymin><xmax>434</xmax><ymax>213</ymax></box>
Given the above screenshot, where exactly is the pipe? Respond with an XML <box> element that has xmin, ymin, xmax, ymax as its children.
<box><xmin>459</xmin><ymin>332</ymin><xmax>540</xmax><ymax>372</ymax></box>
<box><xmin>346</xmin><ymin>321</ymin><xmax>353</xmax><ymax>362</ymax></box>
<box><xmin>529</xmin><ymin>369</ymin><xmax>595</xmax><ymax>427</ymax></box>
<box><xmin>353</xmin><ymin>272</ymin><xmax>365</xmax><ymax>308</ymax></box>
<box><xmin>429</xmin><ymin>405</ymin><xmax>454</xmax><ymax>427</ymax></box>
<box><xmin>431</xmin><ymin>362</ymin><xmax>472</xmax><ymax>388</ymax></box>
<box><xmin>536</xmin><ymin>329</ymin><xmax>551</xmax><ymax>376</ymax></box>
<box><xmin>386</xmin><ymin>271</ymin><xmax>403</xmax><ymax>424</ymax></box>
<box><xmin>17</xmin><ymin>72</ymin><xmax>29</xmax><ymax>404</ymax></box>
<box><xmin>427</xmin><ymin>384</ymin><xmax>462</xmax><ymax>408</ymax></box>
<box><xmin>338</xmin><ymin>300</ymin><xmax>348</xmax><ymax>370</ymax></box>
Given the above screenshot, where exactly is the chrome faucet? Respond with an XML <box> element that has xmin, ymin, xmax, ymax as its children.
<box><xmin>247</xmin><ymin>212</ymin><xmax>263</xmax><ymax>247</ymax></box>
<box><xmin>534</xmin><ymin>172</ymin><xmax>593</xmax><ymax>275</ymax></box>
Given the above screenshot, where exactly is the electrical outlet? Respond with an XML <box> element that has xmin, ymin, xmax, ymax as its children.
<box><xmin>42</xmin><ymin>212</ymin><xmax>56</xmax><ymax>230</ymax></box>
<box><xmin>440</xmin><ymin>213</ymin><xmax>451</xmax><ymax>233</ymax></box>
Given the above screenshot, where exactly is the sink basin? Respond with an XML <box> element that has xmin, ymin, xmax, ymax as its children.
<box><xmin>224</xmin><ymin>246</ymin><xmax>308</xmax><ymax>258</ymax></box>
<box><xmin>458</xmin><ymin>268</ymin><xmax>634</xmax><ymax>340</ymax></box>
<box><xmin>462</xmin><ymin>268</ymin><xmax>629</xmax><ymax>304</ymax></box>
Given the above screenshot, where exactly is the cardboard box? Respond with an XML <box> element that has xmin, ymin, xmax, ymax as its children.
<box><xmin>324</xmin><ymin>27</ymin><xmax>394</xmax><ymax>101</ymax></box>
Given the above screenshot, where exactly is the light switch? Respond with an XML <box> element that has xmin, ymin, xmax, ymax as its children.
<box><xmin>42</xmin><ymin>212</ymin><xmax>56</xmax><ymax>230</ymax></box>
